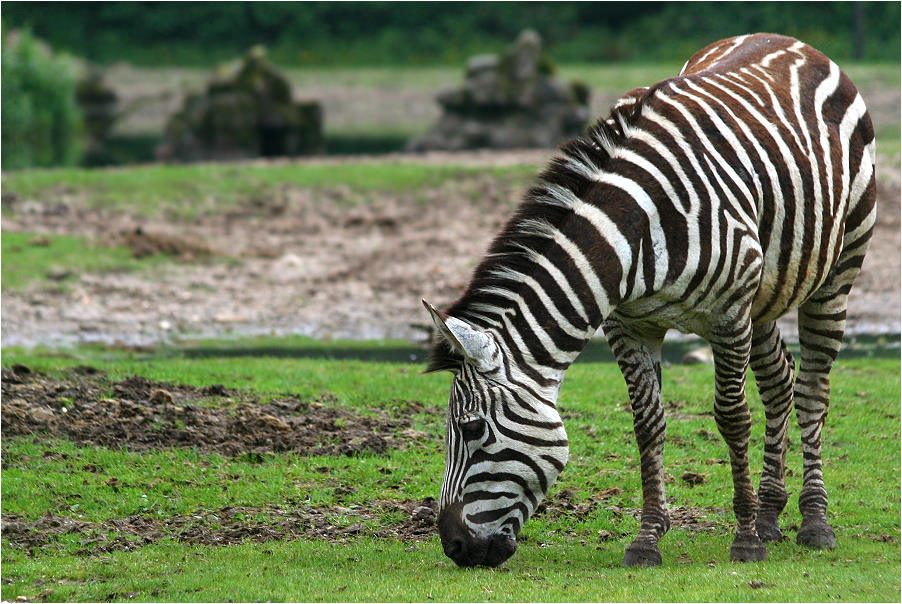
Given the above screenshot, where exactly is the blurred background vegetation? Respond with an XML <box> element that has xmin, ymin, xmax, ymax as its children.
<box><xmin>1</xmin><ymin>29</ymin><xmax>83</xmax><ymax>169</ymax></box>
<box><xmin>4</xmin><ymin>1</ymin><xmax>899</xmax><ymax>66</ymax></box>
<box><xmin>2</xmin><ymin>1</ymin><xmax>899</xmax><ymax>170</ymax></box>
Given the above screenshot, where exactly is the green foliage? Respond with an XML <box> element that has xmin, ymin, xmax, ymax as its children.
<box><xmin>1</xmin><ymin>29</ymin><xmax>82</xmax><ymax>169</ymax></box>
<box><xmin>3</xmin><ymin>2</ymin><xmax>899</xmax><ymax>66</ymax></box>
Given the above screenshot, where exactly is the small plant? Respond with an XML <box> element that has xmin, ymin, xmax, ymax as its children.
<box><xmin>1</xmin><ymin>28</ymin><xmax>83</xmax><ymax>169</ymax></box>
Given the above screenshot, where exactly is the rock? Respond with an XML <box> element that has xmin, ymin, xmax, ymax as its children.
<box><xmin>466</xmin><ymin>54</ymin><xmax>499</xmax><ymax>76</ymax></box>
<box><xmin>27</xmin><ymin>406</ymin><xmax>55</xmax><ymax>423</ymax></box>
<box><xmin>257</xmin><ymin>414</ymin><xmax>291</xmax><ymax>431</ymax></box>
<box><xmin>45</xmin><ymin>267</ymin><xmax>74</xmax><ymax>281</ymax></box>
<box><xmin>158</xmin><ymin>45</ymin><xmax>323</xmax><ymax>162</ymax></box>
<box><xmin>682</xmin><ymin>346</ymin><xmax>714</xmax><ymax>365</ymax></box>
<box><xmin>407</xmin><ymin>30</ymin><xmax>589</xmax><ymax>151</ymax></box>
<box><xmin>149</xmin><ymin>389</ymin><xmax>174</xmax><ymax>406</ymax></box>
<box><xmin>412</xmin><ymin>506</ymin><xmax>434</xmax><ymax>521</ymax></box>
<box><xmin>681</xmin><ymin>471</ymin><xmax>707</xmax><ymax>486</ymax></box>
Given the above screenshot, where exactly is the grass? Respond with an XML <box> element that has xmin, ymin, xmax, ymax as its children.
<box><xmin>1</xmin><ymin>337</ymin><xmax>899</xmax><ymax>602</ymax></box>
<box><xmin>0</xmin><ymin>231</ymin><xmax>170</xmax><ymax>292</ymax></box>
<box><xmin>3</xmin><ymin>537</ymin><xmax>897</xmax><ymax>602</ymax></box>
<box><xmin>284</xmin><ymin>62</ymin><xmax>902</xmax><ymax>97</ymax></box>
<box><xmin>1</xmin><ymin>162</ymin><xmax>537</xmax><ymax>218</ymax></box>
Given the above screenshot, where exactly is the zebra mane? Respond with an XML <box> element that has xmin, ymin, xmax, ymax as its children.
<box><xmin>426</xmin><ymin>99</ymin><xmax>644</xmax><ymax>373</ymax></box>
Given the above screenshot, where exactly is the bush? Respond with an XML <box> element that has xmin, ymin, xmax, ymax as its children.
<box><xmin>2</xmin><ymin>29</ymin><xmax>82</xmax><ymax>169</ymax></box>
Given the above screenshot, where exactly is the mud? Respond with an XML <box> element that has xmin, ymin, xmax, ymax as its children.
<box><xmin>0</xmin><ymin>498</ymin><xmax>440</xmax><ymax>555</ymax></box>
<box><xmin>1</xmin><ymin>490</ymin><xmax>734</xmax><ymax>557</ymax></box>
<box><xmin>2</xmin><ymin>152</ymin><xmax>899</xmax><ymax>349</ymax></box>
<box><xmin>109</xmin><ymin>226</ymin><xmax>217</xmax><ymax>260</ymax></box>
<box><xmin>1</xmin><ymin>365</ymin><xmax>434</xmax><ymax>457</ymax></box>
<box><xmin>535</xmin><ymin>488</ymin><xmax>728</xmax><ymax>535</ymax></box>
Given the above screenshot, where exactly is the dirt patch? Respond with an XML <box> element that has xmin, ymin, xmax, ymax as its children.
<box><xmin>535</xmin><ymin>488</ymin><xmax>728</xmax><ymax>536</ymax></box>
<box><xmin>1</xmin><ymin>365</ymin><xmax>434</xmax><ymax>457</ymax></box>
<box><xmin>107</xmin><ymin>226</ymin><xmax>218</xmax><ymax>260</ymax></box>
<box><xmin>1</xmin><ymin>491</ymin><xmax>732</xmax><ymax>556</ymax></box>
<box><xmin>1</xmin><ymin>151</ymin><xmax>899</xmax><ymax>348</ymax></box>
<box><xmin>0</xmin><ymin>498</ymin><xmax>440</xmax><ymax>555</ymax></box>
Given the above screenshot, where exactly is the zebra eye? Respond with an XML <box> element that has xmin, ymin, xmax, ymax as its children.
<box><xmin>458</xmin><ymin>417</ymin><xmax>486</xmax><ymax>441</ymax></box>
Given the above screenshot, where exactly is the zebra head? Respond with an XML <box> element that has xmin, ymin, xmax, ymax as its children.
<box><xmin>423</xmin><ymin>301</ymin><xmax>569</xmax><ymax>567</ymax></box>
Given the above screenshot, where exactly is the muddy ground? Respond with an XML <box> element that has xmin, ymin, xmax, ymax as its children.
<box><xmin>1</xmin><ymin>364</ymin><xmax>434</xmax><ymax>457</ymax></box>
<box><xmin>0</xmin><ymin>365</ymin><xmax>745</xmax><ymax>555</ymax></box>
<box><xmin>3</xmin><ymin>368</ymin><xmax>896</xmax><ymax>556</ymax></box>
<box><xmin>2</xmin><ymin>149</ymin><xmax>899</xmax><ymax>349</ymax></box>
<box><xmin>0</xmin><ymin>489</ymin><xmax>736</xmax><ymax>557</ymax></box>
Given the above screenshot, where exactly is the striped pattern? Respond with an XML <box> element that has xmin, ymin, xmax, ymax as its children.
<box><xmin>427</xmin><ymin>33</ymin><xmax>876</xmax><ymax>566</ymax></box>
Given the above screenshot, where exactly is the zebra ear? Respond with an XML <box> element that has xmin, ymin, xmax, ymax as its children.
<box><xmin>422</xmin><ymin>300</ymin><xmax>500</xmax><ymax>371</ymax></box>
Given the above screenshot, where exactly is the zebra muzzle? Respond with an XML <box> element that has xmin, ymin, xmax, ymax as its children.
<box><xmin>437</xmin><ymin>502</ymin><xmax>518</xmax><ymax>567</ymax></box>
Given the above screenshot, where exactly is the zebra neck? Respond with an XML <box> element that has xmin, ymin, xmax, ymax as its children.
<box><xmin>472</xmin><ymin>268</ymin><xmax>627</xmax><ymax>397</ymax></box>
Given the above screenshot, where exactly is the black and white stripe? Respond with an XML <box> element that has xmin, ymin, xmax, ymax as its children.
<box><xmin>425</xmin><ymin>33</ymin><xmax>876</xmax><ymax>567</ymax></box>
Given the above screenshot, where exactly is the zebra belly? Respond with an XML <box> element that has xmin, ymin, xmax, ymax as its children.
<box><xmin>750</xmin><ymin>218</ymin><xmax>846</xmax><ymax>324</ymax></box>
<box><xmin>613</xmin><ymin>299</ymin><xmax>735</xmax><ymax>341</ymax></box>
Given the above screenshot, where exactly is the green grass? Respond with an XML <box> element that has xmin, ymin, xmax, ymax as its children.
<box><xmin>284</xmin><ymin>62</ymin><xmax>901</xmax><ymax>94</ymax></box>
<box><xmin>1</xmin><ymin>338</ymin><xmax>899</xmax><ymax>602</ymax></box>
<box><xmin>1</xmin><ymin>162</ymin><xmax>537</xmax><ymax>218</ymax></box>
<box><xmin>875</xmin><ymin>124</ymin><xmax>901</xmax><ymax>158</ymax></box>
<box><xmin>3</xmin><ymin>537</ymin><xmax>897</xmax><ymax>603</ymax></box>
<box><xmin>1</xmin><ymin>231</ymin><xmax>170</xmax><ymax>292</ymax></box>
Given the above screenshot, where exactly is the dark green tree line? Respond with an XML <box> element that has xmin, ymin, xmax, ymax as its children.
<box><xmin>4</xmin><ymin>1</ymin><xmax>899</xmax><ymax>66</ymax></box>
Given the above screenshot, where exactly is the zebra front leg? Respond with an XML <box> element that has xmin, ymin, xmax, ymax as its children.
<box><xmin>604</xmin><ymin>320</ymin><xmax>669</xmax><ymax>567</ymax></box>
<box><xmin>711</xmin><ymin>322</ymin><xmax>767</xmax><ymax>562</ymax></box>
<box><xmin>749</xmin><ymin>321</ymin><xmax>795</xmax><ymax>542</ymax></box>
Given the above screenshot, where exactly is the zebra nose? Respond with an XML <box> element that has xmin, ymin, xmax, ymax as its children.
<box><xmin>437</xmin><ymin>503</ymin><xmax>518</xmax><ymax>567</ymax></box>
<box><xmin>437</xmin><ymin>503</ymin><xmax>472</xmax><ymax>565</ymax></box>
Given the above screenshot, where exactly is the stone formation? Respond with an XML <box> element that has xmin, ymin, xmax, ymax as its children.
<box><xmin>157</xmin><ymin>46</ymin><xmax>323</xmax><ymax>162</ymax></box>
<box><xmin>407</xmin><ymin>30</ymin><xmax>590</xmax><ymax>151</ymax></box>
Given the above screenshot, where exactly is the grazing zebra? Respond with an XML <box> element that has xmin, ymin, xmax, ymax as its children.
<box><xmin>423</xmin><ymin>33</ymin><xmax>876</xmax><ymax>568</ymax></box>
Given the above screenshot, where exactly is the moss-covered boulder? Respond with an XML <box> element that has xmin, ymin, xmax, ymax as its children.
<box><xmin>158</xmin><ymin>46</ymin><xmax>323</xmax><ymax>162</ymax></box>
<box><xmin>407</xmin><ymin>30</ymin><xmax>590</xmax><ymax>151</ymax></box>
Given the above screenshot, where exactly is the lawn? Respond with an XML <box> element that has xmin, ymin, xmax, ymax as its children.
<box><xmin>1</xmin><ymin>162</ymin><xmax>537</xmax><ymax>219</ymax></box>
<box><xmin>1</xmin><ymin>338</ymin><xmax>899</xmax><ymax>602</ymax></box>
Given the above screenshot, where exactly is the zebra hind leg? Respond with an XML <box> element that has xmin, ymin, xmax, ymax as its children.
<box><xmin>793</xmin><ymin>284</ymin><xmax>861</xmax><ymax>549</ymax></box>
<box><xmin>604</xmin><ymin>320</ymin><xmax>669</xmax><ymax>567</ymax></box>
<box><xmin>749</xmin><ymin>321</ymin><xmax>795</xmax><ymax>542</ymax></box>
<box><xmin>792</xmin><ymin>151</ymin><xmax>875</xmax><ymax>549</ymax></box>
<box><xmin>794</xmin><ymin>173</ymin><xmax>874</xmax><ymax>549</ymax></box>
<box><xmin>710</xmin><ymin>320</ymin><xmax>767</xmax><ymax>562</ymax></box>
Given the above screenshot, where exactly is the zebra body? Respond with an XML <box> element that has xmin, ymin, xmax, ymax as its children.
<box><xmin>424</xmin><ymin>33</ymin><xmax>876</xmax><ymax>567</ymax></box>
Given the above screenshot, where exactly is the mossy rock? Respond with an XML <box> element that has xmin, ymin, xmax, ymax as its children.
<box><xmin>160</xmin><ymin>45</ymin><xmax>323</xmax><ymax>161</ymax></box>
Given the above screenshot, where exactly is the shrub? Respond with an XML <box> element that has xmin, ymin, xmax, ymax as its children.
<box><xmin>2</xmin><ymin>29</ymin><xmax>82</xmax><ymax>169</ymax></box>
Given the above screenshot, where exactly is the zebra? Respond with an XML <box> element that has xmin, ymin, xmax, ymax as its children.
<box><xmin>422</xmin><ymin>33</ymin><xmax>876</xmax><ymax>568</ymax></box>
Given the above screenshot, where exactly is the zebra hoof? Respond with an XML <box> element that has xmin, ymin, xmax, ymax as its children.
<box><xmin>755</xmin><ymin>515</ymin><xmax>784</xmax><ymax>542</ymax></box>
<box><xmin>622</xmin><ymin>543</ymin><xmax>662</xmax><ymax>567</ymax></box>
<box><xmin>797</xmin><ymin>519</ymin><xmax>836</xmax><ymax>549</ymax></box>
<box><xmin>730</xmin><ymin>534</ymin><xmax>767</xmax><ymax>562</ymax></box>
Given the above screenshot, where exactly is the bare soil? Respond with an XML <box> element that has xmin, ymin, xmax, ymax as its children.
<box><xmin>2</xmin><ymin>151</ymin><xmax>898</xmax><ymax>349</ymax></box>
<box><xmin>0</xmin><ymin>486</ymin><xmax>731</xmax><ymax>556</ymax></box>
<box><xmin>1</xmin><ymin>364</ymin><xmax>434</xmax><ymax>456</ymax></box>
<box><xmin>0</xmin><ymin>499</ymin><xmax>441</xmax><ymax>554</ymax></box>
